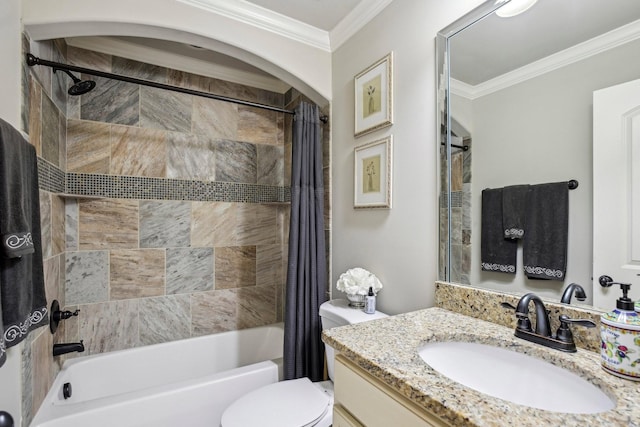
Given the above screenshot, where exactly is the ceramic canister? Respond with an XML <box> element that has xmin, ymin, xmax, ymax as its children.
<box><xmin>601</xmin><ymin>309</ymin><xmax>640</xmax><ymax>381</ymax></box>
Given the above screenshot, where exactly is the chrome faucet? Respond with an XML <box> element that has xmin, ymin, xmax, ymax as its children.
<box><xmin>53</xmin><ymin>340</ymin><xmax>85</xmax><ymax>357</ymax></box>
<box><xmin>506</xmin><ymin>293</ymin><xmax>596</xmax><ymax>352</ymax></box>
<box><xmin>560</xmin><ymin>283</ymin><xmax>587</xmax><ymax>304</ymax></box>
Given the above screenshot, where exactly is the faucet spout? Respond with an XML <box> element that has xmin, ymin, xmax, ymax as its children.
<box><xmin>560</xmin><ymin>283</ymin><xmax>587</xmax><ymax>304</ymax></box>
<box><xmin>515</xmin><ymin>293</ymin><xmax>551</xmax><ymax>337</ymax></box>
<box><xmin>53</xmin><ymin>340</ymin><xmax>85</xmax><ymax>357</ymax></box>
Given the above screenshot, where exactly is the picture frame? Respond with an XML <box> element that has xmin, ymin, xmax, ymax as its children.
<box><xmin>354</xmin><ymin>136</ymin><xmax>393</xmax><ymax>209</ymax></box>
<box><xmin>354</xmin><ymin>52</ymin><xmax>393</xmax><ymax>137</ymax></box>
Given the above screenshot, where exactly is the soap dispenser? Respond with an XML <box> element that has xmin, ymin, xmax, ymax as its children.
<box><xmin>599</xmin><ymin>275</ymin><xmax>640</xmax><ymax>381</ymax></box>
<box><xmin>364</xmin><ymin>286</ymin><xmax>376</xmax><ymax>314</ymax></box>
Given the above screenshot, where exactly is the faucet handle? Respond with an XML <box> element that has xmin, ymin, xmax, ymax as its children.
<box><xmin>556</xmin><ymin>314</ymin><xmax>596</xmax><ymax>343</ymax></box>
<box><xmin>502</xmin><ymin>301</ymin><xmax>533</xmax><ymax>331</ymax></box>
<box><xmin>500</xmin><ymin>302</ymin><xmax>517</xmax><ymax>310</ymax></box>
<box><xmin>559</xmin><ymin>314</ymin><xmax>596</xmax><ymax>328</ymax></box>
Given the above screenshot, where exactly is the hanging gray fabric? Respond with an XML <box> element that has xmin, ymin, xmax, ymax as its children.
<box><xmin>0</xmin><ymin>119</ymin><xmax>48</xmax><ymax>368</ymax></box>
<box><xmin>283</xmin><ymin>102</ymin><xmax>327</xmax><ymax>382</ymax></box>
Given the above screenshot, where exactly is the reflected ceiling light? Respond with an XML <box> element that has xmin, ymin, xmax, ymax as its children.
<box><xmin>495</xmin><ymin>0</ymin><xmax>538</xmax><ymax>18</ymax></box>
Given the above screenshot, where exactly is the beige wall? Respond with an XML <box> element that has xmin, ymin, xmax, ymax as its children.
<box><xmin>331</xmin><ymin>0</ymin><xmax>484</xmax><ymax>314</ymax></box>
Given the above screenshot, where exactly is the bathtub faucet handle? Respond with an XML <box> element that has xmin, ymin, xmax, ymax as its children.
<box><xmin>55</xmin><ymin>308</ymin><xmax>80</xmax><ymax>321</ymax></box>
<box><xmin>50</xmin><ymin>300</ymin><xmax>80</xmax><ymax>334</ymax></box>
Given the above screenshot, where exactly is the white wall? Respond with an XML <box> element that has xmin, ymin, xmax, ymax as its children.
<box><xmin>468</xmin><ymin>38</ymin><xmax>640</xmax><ymax>305</ymax></box>
<box><xmin>331</xmin><ymin>0</ymin><xmax>485</xmax><ymax>315</ymax></box>
<box><xmin>0</xmin><ymin>0</ymin><xmax>24</xmax><ymax>423</ymax></box>
<box><xmin>1</xmin><ymin>0</ymin><xmax>21</xmax><ymax>126</ymax></box>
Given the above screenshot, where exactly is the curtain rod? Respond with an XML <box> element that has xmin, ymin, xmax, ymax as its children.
<box><xmin>26</xmin><ymin>53</ymin><xmax>328</xmax><ymax>123</ymax></box>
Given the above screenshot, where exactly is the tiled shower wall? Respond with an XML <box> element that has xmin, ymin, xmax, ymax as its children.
<box><xmin>19</xmin><ymin>37</ymin><xmax>331</xmax><ymax>426</ymax></box>
<box><xmin>61</xmin><ymin>44</ymin><xmax>291</xmax><ymax>354</ymax></box>
<box><xmin>439</xmin><ymin>137</ymin><xmax>471</xmax><ymax>284</ymax></box>
<box><xmin>20</xmin><ymin>37</ymin><xmax>69</xmax><ymax>426</ymax></box>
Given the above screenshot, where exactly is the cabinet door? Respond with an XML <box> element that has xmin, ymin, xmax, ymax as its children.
<box><xmin>334</xmin><ymin>355</ymin><xmax>451</xmax><ymax>427</ymax></box>
<box><xmin>333</xmin><ymin>404</ymin><xmax>364</xmax><ymax>427</ymax></box>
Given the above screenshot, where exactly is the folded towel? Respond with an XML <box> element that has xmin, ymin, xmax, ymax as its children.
<box><xmin>481</xmin><ymin>188</ymin><xmax>517</xmax><ymax>274</ymax></box>
<box><xmin>502</xmin><ymin>185</ymin><xmax>529</xmax><ymax>239</ymax></box>
<box><xmin>523</xmin><ymin>182</ymin><xmax>568</xmax><ymax>281</ymax></box>
<box><xmin>0</xmin><ymin>119</ymin><xmax>48</xmax><ymax>368</ymax></box>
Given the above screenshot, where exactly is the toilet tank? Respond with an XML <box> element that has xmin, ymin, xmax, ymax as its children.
<box><xmin>319</xmin><ymin>299</ymin><xmax>388</xmax><ymax>380</ymax></box>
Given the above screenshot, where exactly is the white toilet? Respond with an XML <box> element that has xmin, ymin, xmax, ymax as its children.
<box><xmin>220</xmin><ymin>299</ymin><xmax>388</xmax><ymax>427</ymax></box>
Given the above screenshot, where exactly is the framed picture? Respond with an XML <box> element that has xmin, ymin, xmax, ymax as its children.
<box><xmin>354</xmin><ymin>52</ymin><xmax>393</xmax><ymax>137</ymax></box>
<box><xmin>354</xmin><ymin>136</ymin><xmax>393</xmax><ymax>209</ymax></box>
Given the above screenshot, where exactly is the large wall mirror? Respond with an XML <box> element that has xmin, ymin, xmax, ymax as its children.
<box><xmin>437</xmin><ymin>0</ymin><xmax>640</xmax><ymax>311</ymax></box>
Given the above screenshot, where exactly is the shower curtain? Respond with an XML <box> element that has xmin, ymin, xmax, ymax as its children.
<box><xmin>283</xmin><ymin>101</ymin><xmax>327</xmax><ymax>382</ymax></box>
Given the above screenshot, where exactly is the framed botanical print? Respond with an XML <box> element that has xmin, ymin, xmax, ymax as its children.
<box><xmin>354</xmin><ymin>52</ymin><xmax>393</xmax><ymax>137</ymax></box>
<box><xmin>354</xmin><ymin>136</ymin><xmax>393</xmax><ymax>209</ymax></box>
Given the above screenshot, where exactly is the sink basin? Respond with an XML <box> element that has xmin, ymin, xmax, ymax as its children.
<box><xmin>418</xmin><ymin>341</ymin><xmax>615</xmax><ymax>414</ymax></box>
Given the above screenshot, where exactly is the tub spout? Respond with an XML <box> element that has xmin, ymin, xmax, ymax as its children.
<box><xmin>53</xmin><ymin>340</ymin><xmax>84</xmax><ymax>357</ymax></box>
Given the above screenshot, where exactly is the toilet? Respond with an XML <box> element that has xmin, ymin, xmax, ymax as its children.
<box><xmin>220</xmin><ymin>299</ymin><xmax>388</xmax><ymax>427</ymax></box>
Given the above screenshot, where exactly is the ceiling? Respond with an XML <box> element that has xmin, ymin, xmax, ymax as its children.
<box><xmin>244</xmin><ymin>0</ymin><xmax>363</xmax><ymax>31</ymax></box>
<box><xmin>450</xmin><ymin>0</ymin><xmax>640</xmax><ymax>87</ymax></box>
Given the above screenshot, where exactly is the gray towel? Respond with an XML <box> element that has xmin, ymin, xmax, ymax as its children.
<box><xmin>481</xmin><ymin>188</ymin><xmax>517</xmax><ymax>274</ymax></box>
<box><xmin>0</xmin><ymin>119</ymin><xmax>48</xmax><ymax>368</ymax></box>
<box><xmin>0</xmin><ymin>123</ymin><xmax>35</xmax><ymax>258</ymax></box>
<box><xmin>523</xmin><ymin>182</ymin><xmax>568</xmax><ymax>281</ymax></box>
<box><xmin>502</xmin><ymin>185</ymin><xmax>529</xmax><ymax>239</ymax></box>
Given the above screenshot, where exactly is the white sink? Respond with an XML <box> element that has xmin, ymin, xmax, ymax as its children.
<box><xmin>418</xmin><ymin>341</ymin><xmax>615</xmax><ymax>414</ymax></box>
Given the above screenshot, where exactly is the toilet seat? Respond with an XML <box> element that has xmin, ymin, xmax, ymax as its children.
<box><xmin>220</xmin><ymin>378</ymin><xmax>331</xmax><ymax>427</ymax></box>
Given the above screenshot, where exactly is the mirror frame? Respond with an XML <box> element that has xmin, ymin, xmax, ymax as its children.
<box><xmin>436</xmin><ymin>0</ymin><xmax>513</xmax><ymax>282</ymax></box>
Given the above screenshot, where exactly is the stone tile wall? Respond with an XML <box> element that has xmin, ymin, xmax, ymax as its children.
<box><xmin>20</xmin><ymin>37</ymin><xmax>69</xmax><ymax>426</ymax></box>
<box><xmin>18</xmin><ymin>37</ymin><xmax>331</xmax><ymax>426</ymax></box>
<box><xmin>61</xmin><ymin>44</ymin><xmax>290</xmax><ymax>353</ymax></box>
<box><xmin>439</xmin><ymin>137</ymin><xmax>471</xmax><ymax>284</ymax></box>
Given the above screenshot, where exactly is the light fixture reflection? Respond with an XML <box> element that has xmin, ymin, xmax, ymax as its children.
<box><xmin>495</xmin><ymin>0</ymin><xmax>538</xmax><ymax>18</ymax></box>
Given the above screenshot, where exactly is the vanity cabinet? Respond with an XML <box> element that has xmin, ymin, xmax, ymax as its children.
<box><xmin>333</xmin><ymin>355</ymin><xmax>451</xmax><ymax>427</ymax></box>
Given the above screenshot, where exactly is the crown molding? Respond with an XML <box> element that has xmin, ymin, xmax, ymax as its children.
<box><xmin>178</xmin><ymin>0</ymin><xmax>393</xmax><ymax>53</ymax></box>
<box><xmin>65</xmin><ymin>36</ymin><xmax>291</xmax><ymax>93</ymax></box>
<box><xmin>330</xmin><ymin>0</ymin><xmax>394</xmax><ymax>51</ymax></box>
<box><xmin>177</xmin><ymin>0</ymin><xmax>331</xmax><ymax>51</ymax></box>
<box><xmin>451</xmin><ymin>19</ymin><xmax>640</xmax><ymax>100</ymax></box>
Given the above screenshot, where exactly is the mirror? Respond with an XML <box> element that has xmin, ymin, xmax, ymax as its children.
<box><xmin>437</xmin><ymin>0</ymin><xmax>640</xmax><ymax>309</ymax></box>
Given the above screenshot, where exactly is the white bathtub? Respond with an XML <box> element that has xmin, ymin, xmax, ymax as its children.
<box><xmin>31</xmin><ymin>323</ymin><xmax>284</xmax><ymax>427</ymax></box>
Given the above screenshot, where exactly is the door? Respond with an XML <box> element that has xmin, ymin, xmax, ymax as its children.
<box><xmin>593</xmin><ymin>78</ymin><xmax>640</xmax><ymax>309</ymax></box>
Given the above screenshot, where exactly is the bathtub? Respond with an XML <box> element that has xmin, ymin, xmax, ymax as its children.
<box><xmin>31</xmin><ymin>323</ymin><xmax>284</xmax><ymax>427</ymax></box>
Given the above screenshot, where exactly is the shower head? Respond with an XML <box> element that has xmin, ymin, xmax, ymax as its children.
<box><xmin>54</xmin><ymin>68</ymin><xmax>96</xmax><ymax>96</ymax></box>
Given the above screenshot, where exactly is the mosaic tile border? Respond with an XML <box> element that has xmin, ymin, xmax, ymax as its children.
<box><xmin>439</xmin><ymin>190</ymin><xmax>464</xmax><ymax>208</ymax></box>
<box><xmin>37</xmin><ymin>157</ymin><xmax>65</xmax><ymax>193</ymax></box>
<box><xmin>37</xmin><ymin>157</ymin><xmax>290</xmax><ymax>203</ymax></box>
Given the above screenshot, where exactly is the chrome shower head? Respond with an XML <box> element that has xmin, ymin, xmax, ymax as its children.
<box><xmin>54</xmin><ymin>68</ymin><xmax>96</xmax><ymax>96</ymax></box>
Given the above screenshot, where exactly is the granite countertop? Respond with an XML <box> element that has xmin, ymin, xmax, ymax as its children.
<box><xmin>322</xmin><ymin>307</ymin><xmax>640</xmax><ymax>427</ymax></box>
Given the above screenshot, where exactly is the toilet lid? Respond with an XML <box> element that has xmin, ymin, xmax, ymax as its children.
<box><xmin>221</xmin><ymin>378</ymin><xmax>330</xmax><ymax>427</ymax></box>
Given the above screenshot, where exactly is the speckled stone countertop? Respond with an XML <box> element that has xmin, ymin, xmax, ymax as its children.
<box><xmin>322</xmin><ymin>307</ymin><xmax>640</xmax><ymax>427</ymax></box>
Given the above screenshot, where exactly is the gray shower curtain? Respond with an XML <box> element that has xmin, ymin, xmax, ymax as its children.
<box><xmin>283</xmin><ymin>102</ymin><xmax>327</xmax><ymax>382</ymax></box>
